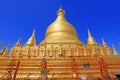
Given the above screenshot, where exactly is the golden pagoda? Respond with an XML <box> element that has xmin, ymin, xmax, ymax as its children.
<box><xmin>0</xmin><ymin>7</ymin><xmax>120</xmax><ymax>80</ymax></box>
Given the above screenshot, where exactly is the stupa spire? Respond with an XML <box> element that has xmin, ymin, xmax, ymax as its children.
<box><xmin>102</xmin><ymin>38</ymin><xmax>107</xmax><ymax>47</ymax></box>
<box><xmin>15</xmin><ymin>38</ymin><xmax>20</xmax><ymax>46</ymax></box>
<box><xmin>88</xmin><ymin>29</ymin><xmax>91</xmax><ymax>37</ymax></box>
<box><xmin>2</xmin><ymin>44</ymin><xmax>9</xmax><ymax>56</ymax></box>
<box><xmin>87</xmin><ymin>29</ymin><xmax>98</xmax><ymax>46</ymax></box>
<box><xmin>112</xmin><ymin>45</ymin><xmax>118</xmax><ymax>55</ymax></box>
<box><xmin>55</xmin><ymin>6</ymin><xmax>66</xmax><ymax>21</ymax></box>
<box><xmin>25</xmin><ymin>30</ymin><xmax>36</xmax><ymax>46</ymax></box>
<box><xmin>57</xmin><ymin>6</ymin><xmax>65</xmax><ymax>15</ymax></box>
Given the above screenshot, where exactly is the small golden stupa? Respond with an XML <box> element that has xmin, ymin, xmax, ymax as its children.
<box><xmin>0</xmin><ymin>7</ymin><xmax>120</xmax><ymax>80</ymax></box>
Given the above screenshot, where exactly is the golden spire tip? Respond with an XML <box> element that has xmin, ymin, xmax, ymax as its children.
<box><xmin>112</xmin><ymin>44</ymin><xmax>118</xmax><ymax>55</ymax></box>
<box><xmin>88</xmin><ymin>29</ymin><xmax>91</xmax><ymax>37</ymax></box>
<box><xmin>102</xmin><ymin>38</ymin><xmax>106</xmax><ymax>44</ymax></box>
<box><xmin>87</xmin><ymin>29</ymin><xmax>98</xmax><ymax>46</ymax></box>
<box><xmin>57</xmin><ymin>5</ymin><xmax>65</xmax><ymax>16</ymax></box>
<box><xmin>18</xmin><ymin>38</ymin><xmax>20</xmax><ymax>42</ymax></box>
<box><xmin>59</xmin><ymin>4</ymin><xmax>62</xmax><ymax>9</ymax></box>
<box><xmin>31</xmin><ymin>29</ymin><xmax>36</xmax><ymax>37</ymax></box>
<box><xmin>15</xmin><ymin>38</ymin><xmax>21</xmax><ymax>46</ymax></box>
<box><xmin>33</xmin><ymin>29</ymin><xmax>36</xmax><ymax>34</ymax></box>
<box><xmin>25</xmin><ymin>29</ymin><xmax>36</xmax><ymax>46</ymax></box>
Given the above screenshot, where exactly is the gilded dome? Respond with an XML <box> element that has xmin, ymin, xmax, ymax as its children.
<box><xmin>41</xmin><ymin>7</ymin><xmax>83</xmax><ymax>45</ymax></box>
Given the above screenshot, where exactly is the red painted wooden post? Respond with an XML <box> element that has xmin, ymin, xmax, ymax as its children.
<box><xmin>13</xmin><ymin>60</ymin><xmax>20</xmax><ymax>80</ymax></box>
<box><xmin>98</xmin><ymin>57</ymin><xmax>108</xmax><ymax>80</ymax></box>
<box><xmin>71</xmin><ymin>58</ymin><xmax>78</xmax><ymax>80</ymax></box>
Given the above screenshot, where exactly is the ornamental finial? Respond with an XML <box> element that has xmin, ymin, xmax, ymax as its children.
<box><xmin>87</xmin><ymin>29</ymin><xmax>98</xmax><ymax>46</ymax></box>
<box><xmin>102</xmin><ymin>38</ymin><xmax>107</xmax><ymax>47</ymax></box>
<box><xmin>15</xmin><ymin>38</ymin><xmax>20</xmax><ymax>46</ymax></box>
<box><xmin>112</xmin><ymin>45</ymin><xmax>118</xmax><ymax>55</ymax></box>
<box><xmin>57</xmin><ymin>5</ymin><xmax>65</xmax><ymax>16</ymax></box>
<box><xmin>25</xmin><ymin>29</ymin><xmax>36</xmax><ymax>46</ymax></box>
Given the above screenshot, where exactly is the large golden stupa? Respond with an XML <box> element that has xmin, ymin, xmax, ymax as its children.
<box><xmin>0</xmin><ymin>7</ymin><xmax>120</xmax><ymax>80</ymax></box>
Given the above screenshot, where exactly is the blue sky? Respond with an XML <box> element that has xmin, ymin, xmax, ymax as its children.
<box><xmin>0</xmin><ymin>0</ymin><xmax>120</xmax><ymax>53</ymax></box>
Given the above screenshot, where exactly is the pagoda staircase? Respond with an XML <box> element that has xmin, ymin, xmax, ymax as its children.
<box><xmin>0</xmin><ymin>58</ymin><xmax>20</xmax><ymax>80</ymax></box>
<box><xmin>1</xmin><ymin>56</ymin><xmax>120</xmax><ymax>80</ymax></box>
